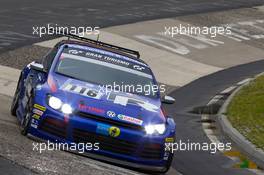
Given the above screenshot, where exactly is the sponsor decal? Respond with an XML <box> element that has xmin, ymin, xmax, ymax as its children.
<box><xmin>63</xmin><ymin>47</ymin><xmax>150</xmax><ymax>73</ymax></box>
<box><xmin>31</xmin><ymin>124</ymin><xmax>38</xmax><ymax>129</ymax></box>
<box><xmin>117</xmin><ymin>114</ymin><xmax>143</xmax><ymax>126</ymax></box>
<box><xmin>109</xmin><ymin>126</ymin><xmax>120</xmax><ymax>137</ymax></box>
<box><xmin>96</xmin><ymin>124</ymin><xmax>110</xmax><ymax>136</ymax></box>
<box><xmin>61</xmin><ymin>80</ymin><xmax>102</xmax><ymax>100</ymax></box>
<box><xmin>163</xmin><ymin>152</ymin><xmax>170</xmax><ymax>160</ymax></box>
<box><xmin>165</xmin><ymin>137</ymin><xmax>174</xmax><ymax>143</ymax></box>
<box><xmin>79</xmin><ymin>104</ymin><xmax>105</xmax><ymax>114</ymax></box>
<box><xmin>96</xmin><ymin>124</ymin><xmax>120</xmax><ymax>137</ymax></box>
<box><xmin>66</xmin><ymin>45</ymin><xmax>148</xmax><ymax>67</ymax></box>
<box><xmin>108</xmin><ymin>93</ymin><xmax>159</xmax><ymax>112</ymax></box>
<box><xmin>31</xmin><ymin>119</ymin><xmax>39</xmax><ymax>129</ymax></box>
<box><xmin>33</xmin><ymin>104</ymin><xmax>46</xmax><ymax>111</ymax></box>
<box><xmin>106</xmin><ymin>111</ymin><xmax>116</xmax><ymax>118</ymax></box>
<box><xmin>164</xmin><ymin>138</ymin><xmax>173</xmax><ymax>160</ymax></box>
<box><xmin>31</xmin><ymin>119</ymin><xmax>38</xmax><ymax>124</ymax></box>
<box><xmin>65</xmin><ymin>48</ymin><xmax>131</xmax><ymax>67</ymax></box>
<box><xmin>33</xmin><ymin>108</ymin><xmax>43</xmax><ymax>116</ymax></box>
<box><xmin>32</xmin><ymin>114</ymin><xmax>41</xmax><ymax>120</ymax></box>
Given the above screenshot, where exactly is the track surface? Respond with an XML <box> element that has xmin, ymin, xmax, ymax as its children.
<box><xmin>0</xmin><ymin>0</ymin><xmax>264</xmax><ymax>52</ymax></box>
<box><xmin>0</xmin><ymin>156</ymin><xmax>34</xmax><ymax>175</ymax></box>
<box><xmin>1</xmin><ymin>1</ymin><xmax>264</xmax><ymax>175</ymax></box>
<box><xmin>168</xmin><ymin>60</ymin><xmax>264</xmax><ymax>175</ymax></box>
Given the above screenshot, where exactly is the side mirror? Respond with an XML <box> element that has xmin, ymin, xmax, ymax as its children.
<box><xmin>30</xmin><ymin>62</ymin><xmax>46</xmax><ymax>73</ymax></box>
<box><xmin>162</xmin><ymin>95</ymin><xmax>175</xmax><ymax>104</ymax></box>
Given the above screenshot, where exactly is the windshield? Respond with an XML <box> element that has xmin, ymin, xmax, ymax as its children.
<box><xmin>55</xmin><ymin>47</ymin><xmax>158</xmax><ymax>97</ymax></box>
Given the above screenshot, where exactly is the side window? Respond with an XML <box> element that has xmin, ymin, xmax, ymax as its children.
<box><xmin>42</xmin><ymin>47</ymin><xmax>58</xmax><ymax>71</ymax></box>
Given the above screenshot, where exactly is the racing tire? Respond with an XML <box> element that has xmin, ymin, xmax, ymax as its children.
<box><xmin>160</xmin><ymin>153</ymin><xmax>174</xmax><ymax>174</ymax></box>
<box><xmin>20</xmin><ymin>95</ymin><xmax>33</xmax><ymax>136</ymax></box>
<box><xmin>10</xmin><ymin>75</ymin><xmax>22</xmax><ymax>116</ymax></box>
<box><xmin>144</xmin><ymin>153</ymin><xmax>174</xmax><ymax>174</ymax></box>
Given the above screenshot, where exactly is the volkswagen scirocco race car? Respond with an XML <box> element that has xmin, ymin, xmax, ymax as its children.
<box><xmin>10</xmin><ymin>32</ymin><xmax>176</xmax><ymax>173</ymax></box>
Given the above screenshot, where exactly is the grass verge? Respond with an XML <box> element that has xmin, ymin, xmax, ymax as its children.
<box><xmin>227</xmin><ymin>75</ymin><xmax>264</xmax><ymax>150</ymax></box>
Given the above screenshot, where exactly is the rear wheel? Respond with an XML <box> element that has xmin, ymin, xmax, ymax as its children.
<box><xmin>20</xmin><ymin>95</ymin><xmax>33</xmax><ymax>136</ymax></box>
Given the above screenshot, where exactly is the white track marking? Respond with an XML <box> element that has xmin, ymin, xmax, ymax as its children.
<box><xmin>201</xmin><ymin>114</ymin><xmax>220</xmax><ymax>147</ymax></box>
<box><xmin>237</xmin><ymin>78</ymin><xmax>252</xmax><ymax>85</ymax></box>
<box><xmin>220</xmin><ymin>86</ymin><xmax>237</xmax><ymax>94</ymax></box>
<box><xmin>250</xmin><ymin>169</ymin><xmax>264</xmax><ymax>175</ymax></box>
<box><xmin>207</xmin><ymin>95</ymin><xmax>223</xmax><ymax>105</ymax></box>
<box><xmin>201</xmin><ymin>114</ymin><xmax>222</xmax><ymax>150</ymax></box>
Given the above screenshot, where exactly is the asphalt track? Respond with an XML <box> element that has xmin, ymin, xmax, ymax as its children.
<box><xmin>0</xmin><ymin>0</ymin><xmax>264</xmax><ymax>52</ymax></box>
<box><xmin>1</xmin><ymin>1</ymin><xmax>264</xmax><ymax>175</ymax></box>
<box><xmin>0</xmin><ymin>156</ymin><xmax>34</xmax><ymax>175</ymax></box>
<box><xmin>168</xmin><ymin>60</ymin><xmax>264</xmax><ymax>175</ymax></box>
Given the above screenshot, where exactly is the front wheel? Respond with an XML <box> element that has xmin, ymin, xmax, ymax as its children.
<box><xmin>160</xmin><ymin>153</ymin><xmax>174</xmax><ymax>173</ymax></box>
<box><xmin>20</xmin><ymin>95</ymin><xmax>33</xmax><ymax>136</ymax></box>
<box><xmin>10</xmin><ymin>76</ymin><xmax>22</xmax><ymax>116</ymax></box>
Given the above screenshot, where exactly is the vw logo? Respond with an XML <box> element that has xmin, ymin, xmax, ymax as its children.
<box><xmin>107</xmin><ymin>111</ymin><xmax>116</xmax><ymax>118</ymax></box>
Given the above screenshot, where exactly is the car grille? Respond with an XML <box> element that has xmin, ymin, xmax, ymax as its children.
<box><xmin>76</xmin><ymin>111</ymin><xmax>144</xmax><ymax>131</ymax></box>
<box><xmin>73</xmin><ymin>128</ymin><xmax>162</xmax><ymax>160</ymax></box>
<box><xmin>73</xmin><ymin>128</ymin><xmax>137</xmax><ymax>155</ymax></box>
<box><xmin>39</xmin><ymin>117</ymin><xmax>67</xmax><ymax>139</ymax></box>
<box><xmin>138</xmin><ymin>143</ymin><xmax>163</xmax><ymax>160</ymax></box>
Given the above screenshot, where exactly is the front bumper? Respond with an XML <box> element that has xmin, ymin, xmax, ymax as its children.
<box><xmin>28</xmin><ymin>133</ymin><xmax>168</xmax><ymax>172</ymax></box>
<box><xmin>28</xmin><ymin>102</ymin><xmax>175</xmax><ymax>170</ymax></box>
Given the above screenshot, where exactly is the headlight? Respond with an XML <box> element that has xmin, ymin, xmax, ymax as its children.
<box><xmin>48</xmin><ymin>96</ymin><xmax>73</xmax><ymax>114</ymax></box>
<box><xmin>61</xmin><ymin>104</ymin><xmax>72</xmax><ymax>114</ymax></box>
<box><xmin>48</xmin><ymin>96</ymin><xmax>62</xmax><ymax>110</ymax></box>
<box><xmin>145</xmin><ymin>124</ymin><xmax>166</xmax><ymax>135</ymax></box>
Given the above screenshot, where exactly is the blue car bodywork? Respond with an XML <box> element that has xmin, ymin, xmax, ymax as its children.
<box><xmin>11</xmin><ymin>39</ymin><xmax>176</xmax><ymax>172</ymax></box>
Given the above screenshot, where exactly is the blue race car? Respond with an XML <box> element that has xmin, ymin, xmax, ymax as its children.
<box><xmin>10</xmin><ymin>33</ymin><xmax>176</xmax><ymax>173</ymax></box>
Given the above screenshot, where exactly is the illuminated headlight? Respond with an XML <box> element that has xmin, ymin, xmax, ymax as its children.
<box><xmin>48</xmin><ymin>96</ymin><xmax>73</xmax><ymax>114</ymax></box>
<box><xmin>145</xmin><ymin>124</ymin><xmax>166</xmax><ymax>135</ymax></box>
<box><xmin>48</xmin><ymin>96</ymin><xmax>62</xmax><ymax>110</ymax></box>
<box><xmin>61</xmin><ymin>104</ymin><xmax>72</xmax><ymax>114</ymax></box>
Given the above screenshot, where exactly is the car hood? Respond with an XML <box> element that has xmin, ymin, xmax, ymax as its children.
<box><xmin>47</xmin><ymin>74</ymin><xmax>165</xmax><ymax>126</ymax></box>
